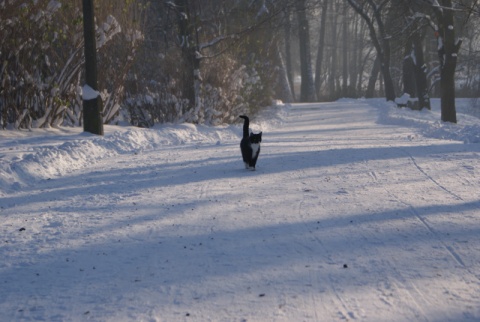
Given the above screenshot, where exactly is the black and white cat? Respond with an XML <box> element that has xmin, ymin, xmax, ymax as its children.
<box><xmin>239</xmin><ymin>115</ymin><xmax>262</xmax><ymax>170</ymax></box>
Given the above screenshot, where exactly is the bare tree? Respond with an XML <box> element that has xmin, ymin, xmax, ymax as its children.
<box><xmin>328</xmin><ymin>0</ymin><xmax>339</xmax><ymax>99</ymax></box>
<box><xmin>399</xmin><ymin>1</ymin><xmax>431</xmax><ymax>110</ymax></box>
<box><xmin>174</xmin><ymin>0</ymin><xmax>202</xmax><ymax>121</ymax></box>
<box><xmin>284</xmin><ymin>7</ymin><xmax>296</xmax><ymax>101</ymax></box>
<box><xmin>366</xmin><ymin>56</ymin><xmax>381</xmax><ymax>98</ymax></box>
<box><xmin>347</xmin><ymin>0</ymin><xmax>396</xmax><ymax>101</ymax></box>
<box><xmin>430</xmin><ymin>0</ymin><xmax>462</xmax><ymax>123</ymax></box>
<box><xmin>296</xmin><ymin>0</ymin><xmax>317</xmax><ymax>102</ymax></box>
<box><xmin>314</xmin><ymin>0</ymin><xmax>329</xmax><ymax>99</ymax></box>
<box><xmin>342</xmin><ymin>2</ymin><xmax>349</xmax><ymax>97</ymax></box>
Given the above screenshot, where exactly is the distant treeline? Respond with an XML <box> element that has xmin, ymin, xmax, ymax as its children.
<box><xmin>1</xmin><ymin>0</ymin><xmax>479</xmax><ymax>129</ymax></box>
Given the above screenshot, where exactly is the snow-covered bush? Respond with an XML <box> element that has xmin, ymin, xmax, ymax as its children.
<box><xmin>200</xmin><ymin>56</ymin><xmax>268</xmax><ymax>125</ymax></box>
<box><xmin>1</xmin><ymin>0</ymin><xmax>286</xmax><ymax>130</ymax></box>
<box><xmin>122</xmin><ymin>49</ymin><xmax>273</xmax><ymax>128</ymax></box>
<box><xmin>0</xmin><ymin>0</ymin><xmax>142</xmax><ymax>130</ymax></box>
<box><xmin>0</xmin><ymin>0</ymin><xmax>69</xmax><ymax>129</ymax></box>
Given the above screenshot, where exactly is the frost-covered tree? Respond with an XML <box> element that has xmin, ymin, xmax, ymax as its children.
<box><xmin>0</xmin><ymin>0</ymin><xmax>142</xmax><ymax>129</ymax></box>
<box><xmin>172</xmin><ymin>0</ymin><xmax>201</xmax><ymax>122</ymax></box>
<box><xmin>394</xmin><ymin>1</ymin><xmax>432</xmax><ymax>110</ymax></box>
<box><xmin>410</xmin><ymin>0</ymin><xmax>463</xmax><ymax>122</ymax></box>
<box><xmin>0</xmin><ymin>0</ymin><xmax>69</xmax><ymax>129</ymax></box>
<box><xmin>430</xmin><ymin>0</ymin><xmax>462</xmax><ymax>123</ymax></box>
<box><xmin>127</xmin><ymin>0</ymin><xmax>297</xmax><ymax>125</ymax></box>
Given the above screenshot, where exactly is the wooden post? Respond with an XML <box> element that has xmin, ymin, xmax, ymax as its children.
<box><xmin>82</xmin><ymin>0</ymin><xmax>104</xmax><ymax>135</ymax></box>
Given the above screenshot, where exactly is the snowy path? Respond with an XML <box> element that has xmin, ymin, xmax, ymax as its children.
<box><xmin>1</xmin><ymin>100</ymin><xmax>480</xmax><ymax>321</ymax></box>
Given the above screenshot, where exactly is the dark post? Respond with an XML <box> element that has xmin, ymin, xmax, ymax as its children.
<box><xmin>82</xmin><ymin>0</ymin><xmax>104</xmax><ymax>135</ymax></box>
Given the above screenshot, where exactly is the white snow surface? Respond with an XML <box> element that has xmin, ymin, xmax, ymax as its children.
<box><xmin>82</xmin><ymin>85</ymin><xmax>100</xmax><ymax>101</ymax></box>
<box><xmin>1</xmin><ymin>98</ymin><xmax>480</xmax><ymax>321</ymax></box>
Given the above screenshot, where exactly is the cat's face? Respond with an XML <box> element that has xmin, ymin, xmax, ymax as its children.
<box><xmin>250</xmin><ymin>132</ymin><xmax>262</xmax><ymax>144</ymax></box>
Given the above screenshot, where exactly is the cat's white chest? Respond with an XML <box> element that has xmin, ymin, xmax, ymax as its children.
<box><xmin>251</xmin><ymin>143</ymin><xmax>260</xmax><ymax>157</ymax></box>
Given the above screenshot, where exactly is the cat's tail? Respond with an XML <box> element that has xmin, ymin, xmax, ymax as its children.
<box><xmin>239</xmin><ymin>115</ymin><xmax>249</xmax><ymax>139</ymax></box>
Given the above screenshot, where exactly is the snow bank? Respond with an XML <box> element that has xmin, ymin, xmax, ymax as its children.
<box><xmin>367</xmin><ymin>98</ymin><xmax>480</xmax><ymax>143</ymax></box>
<box><xmin>0</xmin><ymin>125</ymin><xmax>234</xmax><ymax>193</ymax></box>
<box><xmin>2</xmin><ymin>97</ymin><xmax>479</xmax><ymax>194</ymax></box>
<box><xmin>0</xmin><ymin>105</ymin><xmax>288</xmax><ymax>194</ymax></box>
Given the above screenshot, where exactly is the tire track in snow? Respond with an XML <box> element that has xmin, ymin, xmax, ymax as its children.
<box><xmin>378</xmin><ymin>258</ymin><xmax>431</xmax><ymax>320</ymax></box>
<box><xmin>292</xmin><ymin>167</ymin><xmax>360</xmax><ymax>321</ymax></box>
<box><xmin>392</xmin><ymin>195</ymin><xmax>466</xmax><ymax>268</ymax></box>
<box><xmin>397</xmin><ymin>147</ymin><xmax>464</xmax><ymax>201</ymax></box>
<box><xmin>290</xmin><ymin>162</ymin><xmax>429</xmax><ymax>321</ymax></box>
<box><xmin>392</xmin><ymin>149</ymin><xmax>469</xmax><ymax>269</ymax></box>
<box><xmin>291</xmin><ymin>170</ymin><xmax>323</xmax><ymax>322</ymax></box>
<box><xmin>349</xmin><ymin>168</ymin><xmax>435</xmax><ymax>319</ymax></box>
<box><xmin>368</xmin><ymin>166</ymin><xmax>467</xmax><ymax>269</ymax></box>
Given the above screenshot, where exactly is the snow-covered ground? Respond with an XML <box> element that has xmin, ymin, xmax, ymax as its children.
<box><xmin>1</xmin><ymin>98</ymin><xmax>479</xmax><ymax>321</ymax></box>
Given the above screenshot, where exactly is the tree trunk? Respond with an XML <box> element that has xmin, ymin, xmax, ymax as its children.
<box><xmin>82</xmin><ymin>0</ymin><xmax>104</xmax><ymax>135</ymax></box>
<box><xmin>402</xmin><ymin>38</ymin><xmax>416</xmax><ymax>99</ymax></box>
<box><xmin>434</xmin><ymin>0</ymin><xmax>461</xmax><ymax>123</ymax></box>
<box><xmin>356</xmin><ymin>28</ymin><xmax>371</xmax><ymax>95</ymax></box>
<box><xmin>276</xmin><ymin>46</ymin><xmax>294</xmax><ymax>103</ymax></box>
<box><xmin>347</xmin><ymin>0</ymin><xmax>396</xmax><ymax>102</ymax></box>
<box><xmin>412</xmin><ymin>31</ymin><xmax>430</xmax><ymax>110</ymax></box>
<box><xmin>366</xmin><ymin>55</ymin><xmax>380</xmax><ymax>98</ymax></box>
<box><xmin>296</xmin><ymin>0</ymin><xmax>316</xmax><ymax>102</ymax></box>
<box><xmin>376</xmin><ymin>33</ymin><xmax>395</xmax><ymax>100</ymax></box>
<box><xmin>342</xmin><ymin>2</ymin><xmax>348</xmax><ymax>97</ymax></box>
<box><xmin>284</xmin><ymin>8</ymin><xmax>296</xmax><ymax>101</ymax></box>
<box><xmin>314</xmin><ymin>0</ymin><xmax>328</xmax><ymax>100</ymax></box>
<box><xmin>176</xmin><ymin>0</ymin><xmax>202</xmax><ymax>120</ymax></box>
<box><xmin>328</xmin><ymin>0</ymin><xmax>338</xmax><ymax>100</ymax></box>
<box><xmin>349</xmin><ymin>12</ymin><xmax>362</xmax><ymax>97</ymax></box>
<box><xmin>440</xmin><ymin>56</ymin><xmax>457</xmax><ymax>123</ymax></box>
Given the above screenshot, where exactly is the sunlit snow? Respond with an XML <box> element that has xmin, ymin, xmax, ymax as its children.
<box><xmin>1</xmin><ymin>99</ymin><xmax>479</xmax><ymax>321</ymax></box>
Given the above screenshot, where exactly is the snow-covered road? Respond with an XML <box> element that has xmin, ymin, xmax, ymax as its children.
<box><xmin>1</xmin><ymin>100</ymin><xmax>480</xmax><ymax>321</ymax></box>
